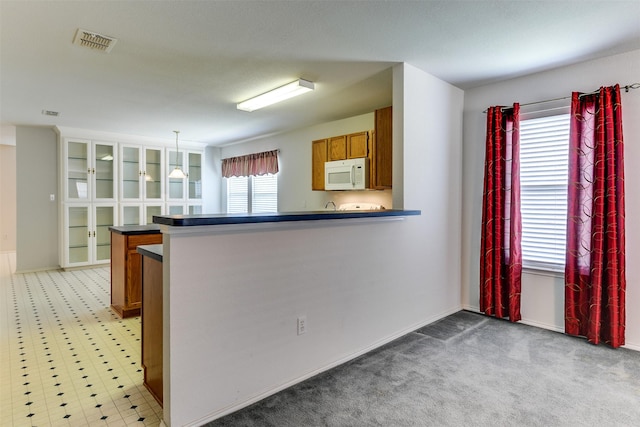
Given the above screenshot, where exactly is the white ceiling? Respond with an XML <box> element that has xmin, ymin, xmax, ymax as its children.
<box><xmin>1</xmin><ymin>1</ymin><xmax>639</xmax><ymax>146</ymax></box>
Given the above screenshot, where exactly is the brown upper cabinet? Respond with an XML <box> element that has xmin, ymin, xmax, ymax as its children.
<box><xmin>328</xmin><ymin>135</ymin><xmax>347</xmax><ymax>161</ymax></box>
<box><xmin>328</xmin><ymin>131</ymin><xmax>370</xmax><ymax>162</ymax></box>
<box><xmin>311</xmin><ymin>106</ymin><xmax>392</xmax><ymax>191</ymax></box>
<box><xmin>312</xmin><ymin>138</ymin><xmax>328</xmax><ymax>191</ymax></box>
<box><xmin>347</xmin><ymin>131</ymin><xmax>369</xmax><ymax>159</ymax></box>
<box><xmin>371</xmin><ymin>106</ymin><xmax>392</xmax><ymax>189</ymax></box>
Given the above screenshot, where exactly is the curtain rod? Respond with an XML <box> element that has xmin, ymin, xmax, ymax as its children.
<box><xmin>483</xmin><ymin>82</ymin><xmax>640</xmax><ymax>113</ymax></box>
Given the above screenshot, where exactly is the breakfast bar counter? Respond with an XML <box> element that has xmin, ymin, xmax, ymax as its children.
<box><xmin>152</xmin><ymin>209</ymin><xmax>421</xmax><ymax>227</ymax></box>
<box><xmin>151</xmin><ymin>209</ymin><xmax>423</xmax><ymax>427</ymax></box>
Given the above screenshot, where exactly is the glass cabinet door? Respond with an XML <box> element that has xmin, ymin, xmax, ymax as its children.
<box><xmin>94</xmin><ymin>205</ymin><xmax>115</xmax><ymax>262</ymax></box>
<box><xmin>167</xmin><ymin>204</ymin><xmax>185</xmax><ymax>215</ymax></box>
<box><xmin>188</xmin><ymin>152</ymin><xmax>202</xmax><ymax>200</ymax></box>
<box><xmin>145</xmin><ymin>148</ymin><xmax>163</xmax><ymax>200</ymax></box>
<box><xmin>94</xmin><ymin>143</ymin><xmax>116</xmax><ymax>200</ymax></box>
<box><xmin>121</xmin><ymin>146</ymin><xmax>141</xmax><ymax>200</ymax></box>
<box><xmin>168</xmin><ymin>150</ymin><xmax>185</xmax><ymax>200</ymax></box>
<box><xmin>66</xmin><ymin>141</ymin><xmax>90</xmax><ymax>200</ymax></box>
<box><xmin>121</xmin><ymin>205</ymin><xmax>142</xmax><ymax>226</ymax></box>
<box><xmin>145</xmin><ymin>205</ymin><xmax>163</xmax><ymax>225</ymax></box>
<box><xmin>188</xmin><ymin>204</ymin><xmax>202</xmax><ymax>215</ymax></box>
<box><xmin>67</xmin><ymin>205</ymin><xmax>89</xmax><ymax>265</ymax></box>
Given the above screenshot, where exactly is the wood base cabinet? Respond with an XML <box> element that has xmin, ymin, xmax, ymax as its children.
<box><xmin>138</xmin><ymin>244</ymin><xmax>164</xmax><ymax>406</ymax></box>
<box><xmin>110</xmin><ymin>226</ymin><xmax>162</xmax><ymax>318</ymax></box>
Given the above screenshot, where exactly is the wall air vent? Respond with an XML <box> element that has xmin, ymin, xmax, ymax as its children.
<box><xmin>73</xmin><ymin>28</ymin><xmax>117</xmax><ymax>53</ymax></box>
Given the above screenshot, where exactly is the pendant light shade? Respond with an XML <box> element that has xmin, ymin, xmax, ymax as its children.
<box><xmin>169</xmin><ymin>130</ymin><xmax>186</xmax><ymax>179</ymax></box>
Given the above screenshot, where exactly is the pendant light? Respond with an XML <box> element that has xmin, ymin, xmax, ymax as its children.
<box><xmin>168</xmin><ymin>130</ymin><xmax>186</xmax><ymax>179</ymax></box>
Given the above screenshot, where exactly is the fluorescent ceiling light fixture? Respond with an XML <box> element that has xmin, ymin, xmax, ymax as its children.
<box><xmin>237</xmin><ymin>79</ymin><xmax>315</xmax><ymax>112</ymax></box>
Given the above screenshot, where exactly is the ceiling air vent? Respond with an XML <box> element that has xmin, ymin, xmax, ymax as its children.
<box><xmin>73</xmin><ymin>28</ymin><xmax>117</xmax><ymax>53</ymax></box>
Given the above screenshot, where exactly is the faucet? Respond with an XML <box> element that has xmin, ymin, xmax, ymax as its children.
<box><xmin>324</xmin><ymin>201</ymin><xmax>336</xmax><ymax>211</ymax></box>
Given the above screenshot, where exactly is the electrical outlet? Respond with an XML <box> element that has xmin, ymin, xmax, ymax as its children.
<box><xmin>297</xmin><ymin>316</ymin><xmax>307</xmax><ymax>335</ymax></box>
<box><xmin>50</xmin><ymin>194</ymin><xmax>55</xmax><ymax>201</ymax></box>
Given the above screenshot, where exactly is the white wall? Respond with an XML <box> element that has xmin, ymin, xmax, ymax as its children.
<box><xmin>15</xmin><ymin>126</ymin><xmax>59</xmax><ymax>271</ymax></box>
<box><xmin>203</xmin><ymin>145</ymin><xmax>222</xmax><ymax>213</ymax></box>
<box><xmin>219</xmin><ymin>113</ymin><xmax>393</xmax><ymax>212</ymax></box>
<box><xmin>162</xmin><ymin>62</ymin><xmax>464</xmax><ymax>426</ymax></box>
<box><xmin>461</xmin><ymin>49</ymin><xmax>640</xmax><ymax>349</ymax></box>
<box><xmin>1</xmin><ymin>126</ymin><xmax>17</xmax><ymax>253</ymax></box>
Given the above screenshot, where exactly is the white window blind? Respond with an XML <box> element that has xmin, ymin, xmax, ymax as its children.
<box><xmin>227</xmin><ymin>176</ymin><xmax>248</xmax><ymax>213</ymax></box>
<box><xmin>226</xmin><ymin>174</ymin><xmax>277</xmax><ymax>213</ymax></box>
<box><xmin>519</xmin><ymin>114</ymin><xmax>569</xmax><ymax>271</ymax></box>
<box><xmin>252</xmin><ymin>174</ymin><xmax>278</xmax><ymax>213</ymax></box>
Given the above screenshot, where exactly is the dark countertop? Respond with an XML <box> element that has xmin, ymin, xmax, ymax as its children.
<box><xmin>137</xmin><ymin>244</ymin><xmax>163</xmax><ymax>262</ymax></box>
<box><xmin>109</xmin><ymin>225</ymin><xmax>162</xmax><ymax>235</ymax></box>
<box><xmin>152</xmin><ymin>209</ymin><xmax>421</xmax><ymax>227</ymax></box>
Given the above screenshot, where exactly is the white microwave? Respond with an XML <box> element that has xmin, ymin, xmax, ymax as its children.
<box><xmin>325</xmin><ymin>158</ymin><xmax>369</xmax><ymax>190</ymax></box>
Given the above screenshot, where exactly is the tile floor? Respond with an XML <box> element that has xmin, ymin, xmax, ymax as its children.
<box><xmin>0</xmin><ymin>252</ymin><xmax>163</xmax><ymax>426</ymax></box>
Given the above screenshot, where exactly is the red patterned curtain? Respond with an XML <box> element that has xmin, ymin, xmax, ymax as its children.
<box><xmin>480</xmin><ymin>104</ymin><xmax>522</xmax><ymax>322</ymax></box>
<box><xmin>222</xmin><ymin>150</ymin><xmax>279</xmax><ymax>178</ymax></box>
<box><xmin>565</xmin><ymin>85</ymin><xmax>626</xmax><ymax>348</ymax></box>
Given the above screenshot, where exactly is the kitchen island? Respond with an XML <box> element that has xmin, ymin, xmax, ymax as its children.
<box><xmin>109</xmin><ymin>225</ymin><xmax>162</xmax><ymax>318</ymax></box>
<box><xmin>153</xmin><ymin>209</ymin><xmax>426</xmax><ymax>427</ymax></box>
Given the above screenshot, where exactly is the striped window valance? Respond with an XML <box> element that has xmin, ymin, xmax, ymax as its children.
<box><xmin>221</xmin><ymin>149</ymin><xmax>279</xmax><ymax>178</ymax></box>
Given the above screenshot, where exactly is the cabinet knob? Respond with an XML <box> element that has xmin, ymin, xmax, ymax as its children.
<box><xmin>87</xmin><ymin>168</ymin><xmax>91</xmax><ymax>174</ymax></box>
<box><xmin>88</xmin><ymin>231</ymin><xmax>91</xmax><ymax>237</ymax></box>
<box><xmin>92</xmin><ymin>168</ymin><xmax>96</xmax><ymax>174</ymax></box>
<box><xmin>93</xmin><ymin>231</ymin><xmax>96</xmax><ymax>237</ymax></box>
<box><xmin>139</xmin><ymin>171</ymin><xmax>143</xmax><ymax>176</ymax></box>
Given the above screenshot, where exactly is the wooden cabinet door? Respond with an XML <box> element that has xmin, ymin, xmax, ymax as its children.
<box><xmin>347</xmin><ymin>131</ymin><xmax>369</xmax><ymax>159</ymax></box>
<box><xmin>373</xmin><ymin>106</ymin><xmax>393</xmax><ymax>189</ymax></box>
<box><xmin>312</xmin><ymin>139</ymin><xmax>328</xmax><ymax>191</ymax></box>
<box><xmin>141</xmin><ymin>255</ymin><xmax>164</xmax><ymax>405</ymax></box>
<box><xmin>328</xmin><ymin>136</ymin><xmax>347</xmax><ymax>161</ymax></box>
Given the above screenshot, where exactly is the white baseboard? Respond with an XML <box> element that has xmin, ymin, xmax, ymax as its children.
<box><xmin>520</xmin><ymin>318</ymin><xmax>564</xmax><ymax>333</ymax></box>
<box><xmin>185</xmin><ymin>306</ymin><xmax>464</xmax><ymax>427</ymax></box>
<box><xmin>462</xmin><ymin>305</ymin><xmax>639</xmax><ymax>352</ymax></box>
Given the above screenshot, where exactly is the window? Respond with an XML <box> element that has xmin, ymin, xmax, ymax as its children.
<box><xmin>519</xmin><ymin>114</ymin><xmax>570</xmax><ymax>271</ymax></box>
<box><xmin>226</xmin><ymin>174</ymin><xmax>278</xmax><ymax>213</ymax></box>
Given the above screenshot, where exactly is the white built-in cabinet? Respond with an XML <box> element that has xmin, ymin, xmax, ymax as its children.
<box><xmin>62</xmin><ymin>139</ymin><xmax>117</xmax><ymax>267</ymax></box>
<box><xmin>64</xmin><ymin>204</ymin><xmax>116</xmax><ymax>267</ymax></box>
<box><xmin>167</xmin><ymin>148</ymin><xmax>203</xmax><ymax>214</ymax></box>
<box><xmin>119</xmin><ymin>145</ymin><xmax>165</xmax><ymax>202</ymax></box>
<box><xmin>60</xmin><ymin>135</ymin><xmax>204</xmax><ymax>268</ymax></box>
<box><xmin>119</xmin><ymin>204</ymin><xmax>165</xmax><ymax>226</ymax></box>
<box><xmin>65</xmin><ymin>139</ymin><xmax>117</xmax><ymax>202</ymax></box>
